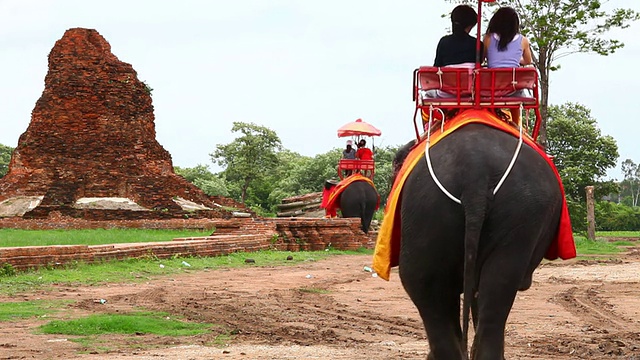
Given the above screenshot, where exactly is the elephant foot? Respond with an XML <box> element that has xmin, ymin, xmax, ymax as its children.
<box><xmin>427</xmin><ymin>351</ymin><xmax>466</xmax><ymax>360</ymax></box>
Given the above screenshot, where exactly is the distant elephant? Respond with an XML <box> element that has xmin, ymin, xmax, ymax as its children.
<box><xmin>325</xmin><ymin>179</ymin><xmax>378</xmax><ymax>233</ymax></box>
<box><xmin>394</xmin><ymin>124</ymin><xmax>565</xmax><ymax>359</ymax></box>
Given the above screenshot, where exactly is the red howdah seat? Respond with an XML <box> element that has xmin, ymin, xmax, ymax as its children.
<box><xmin>411</xmin><ymin>66</ymin><xmax>543</xmax><ymax>141</ymax></box>
<box><xmin>415</xmin><ymin>66</ymin><xmax>474</xmax><ymax>106</ymax></box>
<box><xmin>477</xmin><ymin>67</ymin><xmax>538</xmax><ymax>106</ymax></box>
<box><xmin>338</xmin><ymin>159</ymin><xmax>375</xmax><ymax>179</ymax></box>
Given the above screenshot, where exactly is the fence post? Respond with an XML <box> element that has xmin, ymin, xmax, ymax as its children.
<box><xmin>585</xmin><ymin>185</ymin><xmax>596</xmax><ymax>241</ymax></box>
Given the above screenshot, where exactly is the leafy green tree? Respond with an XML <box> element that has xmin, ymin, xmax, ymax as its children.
<box><xmin>595</xmin><ymin>201</ymin><xmax>640</xmax><ymax>231</ymax></box>
<box><xmin>174</xmin><ymin>165</ymin><xmax>230</xmax><ymax>197</ymax></box>
<box><xmin>268</xmin><ymin>149</ymin><xmax>342</xmax><ymax>206</ymax></box>
<box><xmin>621</xmin><ymin>159</ymin><xmax>640</xmax><ymax>207</ymax></box>
<box><xmin>0</xmin><ymin>144</ymin><xmax>13</xmax><ymax>178</ymax></box>
<box><xmin>174</xmin><ymin>164</ymin><xmax>216</xmax><ymax>183</ymax></box>
<box><xmin>211</xmin><ymin>122</ymin><xmax>282</xmax><ymax>203</ymax></box>
<box><xmin>267</xmin><ymin>151</ymin><xmax>313</xmax><ymax>204</ymax></box>
<box><xmin>193</xmin><ymin>177</ymin><xmax>230</xmax><ymax>197</ymax></box>
<box><xmin>372</xmin><ymin>145</ymin><xmax>400</xmax><ymax>204</ymax></box>
<box><xmin>449</xmin><ymin>0</ymin><xmax>639</xmax><ymax>147</ymax></box>
<box><xmin>546</xmin><ymin>103</ymin><xmax>618</xmax><ymax>201</ymax></box>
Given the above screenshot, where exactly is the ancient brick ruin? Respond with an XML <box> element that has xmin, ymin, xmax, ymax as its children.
<box><xmin>0</xmin><ymin>218</ymin><xmax>375</xmax><ymax>270</ymax></box>
<box><xmin>0</xmin><ymin>28</ymin><xmax>247</xmax><ymax>219</ymax></box>
<box><xmin>0</xmin><ymin>28</ymin><xmax>374</xmax><ymax>269</ymax></box>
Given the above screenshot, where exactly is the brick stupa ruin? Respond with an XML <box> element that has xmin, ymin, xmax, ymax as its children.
<box><xmin>0</xmin><ymin>28</ymin><xmax>248</xmax><ymax>219</ymax></box>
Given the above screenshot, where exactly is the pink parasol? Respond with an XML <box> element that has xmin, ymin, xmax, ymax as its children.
<box><xmin>337</xmin><ymin>118</ymin><xmax>382</xmax><ymax>138</ymax></box>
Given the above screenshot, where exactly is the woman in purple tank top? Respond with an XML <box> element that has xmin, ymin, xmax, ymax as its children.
<box><xmin>482</xmin><ymin>7</ymin><xmax>533</xmax><ymax>125</ymax></box>
<box><xmin>482</xmin><ymin>7</ymin><xmax>532</xmax><ymax>68</ymax></box>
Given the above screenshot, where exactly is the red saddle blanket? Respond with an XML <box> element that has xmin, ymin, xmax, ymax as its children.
<box><xmin>373</xmin><ymin>109</ymin><xmax>576</xmax><ymax>280</ymax></box>
<box><xmin>322</xmin><ymin>174</ymin><xmax>380</xmax><ymax>215</ymax></box>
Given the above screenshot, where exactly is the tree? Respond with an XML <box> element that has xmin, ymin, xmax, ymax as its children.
<box><xmin>211</xmin><ymin>122</ymin><xmax>282</xmax><ymax>202</ymax></box>
<box><xmin>621</xmin><ymin>159</ymin><xmax>640</xmax><ymax>206</ymax></box>
<box><xmin>174</xmin><ymin>165</ymin><xmax>231</xmax><ymax>197</ymax></box>
<box><xmin>174</xmin><ymin>164</ymin><xmax>216</xmax><ymax>183</ymax></box>
<box><xmin>0</xmin><ymin>144</ymin><xmax>14</xmax><ymax>178</ymax></box>
<box><xmin>449</xmin><ymin>0</ymin><xmax>639</xmax><ymax>147</ymax></box>
<box><xmin>268</xmin><ymin>149</ymin><xmax>342</xmax><ymax>207</ymax></box>
<box><xmin>546</xmin><ymin>102</ymin><xmax>618</xmax><ymax>200</ymax></box>
<box><xmin>372</xmin><ymin>145</ymin><xmax>400</xmax><ymax>205</ymax></box>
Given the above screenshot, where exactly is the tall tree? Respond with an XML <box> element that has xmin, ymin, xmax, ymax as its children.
<box><xmin>546</xmin><ymin>102</ymin><xmax>618</xmax><ymax>200</ymax></box>
<box><xmin>210</xmin><ymin>122</ymin><xmax>282</xmax><ymax>202</ymax></box>
<box><xmin>448</xmin><ymin>0</ymin><xmax>639</xmax><ymax>147</ymax></box>
<box><xmin>0</xmin><ymin>144</ymin><xmax>14</xmax><ymax>178</ymax></box>
<box><xmin>621</xmin><ymin>159</ymin><xmax>640</xmax><ymax>206</ymax></box>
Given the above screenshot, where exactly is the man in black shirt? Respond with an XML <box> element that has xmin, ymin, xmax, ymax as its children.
<box><xmin>434</xmin><ymin>5</ymin><xmax>480</xmax><ymax>67</ymax></box>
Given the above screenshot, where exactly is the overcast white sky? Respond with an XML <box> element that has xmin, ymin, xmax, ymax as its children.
<box><xmin>1</xmin><ymin>0</ymin><xmax>639</xmax><ymax>180</ymax></box>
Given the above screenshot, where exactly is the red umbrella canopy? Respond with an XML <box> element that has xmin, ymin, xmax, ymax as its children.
<box><xmin>337</xmin><ymin>118</ymin><xmax>382</xmax><ymax>137</ymax></box>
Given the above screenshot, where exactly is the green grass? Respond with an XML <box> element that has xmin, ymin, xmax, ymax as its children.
<box><xmin>297</xmin><ymin>287</ymin><xmax>330</xmax><ymax>294</ymax></box>
<box><xmin>0</xmin><ymin>248</ymin><xmax>372</xmax><ymax>296</ymax></box>
<box><xmin>0</xmin><ymin>300</ymin><xmax>70</xmax><ymax>321</ymax></box>
<box><xmin>610</xmin><ymin>241</ymin><xmax>636</xmax><ymax>246</ymax></box>
<box><xmin>596</xmin><ymin>231</ymin><xmax>640</xmax><ymax>238</ymax></box>
<box><xmin>574</xmin><ymin>235</ymin><xmax>627</xmax><ymax>255</ymax></box>
<box><xmin>0</xmin><ymin>228</ymin><xmax>215</xmax><ymax>248</ymax></box>
<box><xmin>38</xmin><ymin>311</ymin><xmax>211</xmax><ymax>336</ymax></box>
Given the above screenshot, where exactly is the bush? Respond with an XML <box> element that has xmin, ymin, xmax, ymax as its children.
<box><xmin>0</xmin><ymin>263</ymin><xmax>16</xmax><ymax>277</ymax></box>
<box><xmin>595</xmin><ymin>202</ymin><xmax>640</xmax><ymax>231</ymax></box>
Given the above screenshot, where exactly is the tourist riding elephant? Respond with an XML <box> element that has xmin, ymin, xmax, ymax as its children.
<box><xmin>325</xmin><ymin>180</ymin><xmax>378</xmax><ymax>233</ymax></box>
<box><xmin>394</xmin><ymin>124</ymin><xmax>565</xmax><ymax>359</ymax></box>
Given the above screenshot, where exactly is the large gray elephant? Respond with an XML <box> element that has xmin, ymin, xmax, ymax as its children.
<box><xmin>394</xmin><ymin>124</ymin><xmax>565</xmax><ymax>359</ymax></box>
<box><xmin>325</xmin><ymin>180</ymin><xmax>378</xmax><ymax>233</ymax></box>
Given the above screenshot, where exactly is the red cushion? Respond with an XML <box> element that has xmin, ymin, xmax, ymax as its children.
<box><xmin>417</xmin><ymin>66</ymin><xmax>473</xmax><ymax>96</ymax></box>
<box><xmin>478</xmin><ymin>68</ymin><xmax>537</xmax><ymax>97</ymax></box>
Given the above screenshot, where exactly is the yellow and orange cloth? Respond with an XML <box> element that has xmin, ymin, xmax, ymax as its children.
<box><xmin>321</xmin><ymin>174</ymin><xmax>380</xmax><ymax>216</ymax></box>
<box><xmin>373</xmin><ymin>109</ymin><xmax>576</xmax><ymax>280</ymax></box>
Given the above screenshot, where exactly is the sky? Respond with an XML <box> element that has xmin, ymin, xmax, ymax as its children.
<box><xmin>1</xmin><ymin>0</ymin><xmax>639</xmax><ymax>180</ymax></box>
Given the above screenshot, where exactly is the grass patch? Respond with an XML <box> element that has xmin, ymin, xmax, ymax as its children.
<box><xmin>0</xmin><ymin>228</ymin><xmax>215</xmax><ymax>248</ymax></box>
<box><xmin>72</xmin><ymin>336</ymin><xmax>114</xmax><ymax>354</ymax></box>
<box><xmin>209</xmin><ymin>333</ymin><xmax>235</xmax><ymax>347</ymax></box>
<box><xmin>596</xmin><ymin>231</ymin><xmax>640</xmax><ymax>238</ymax></box>
<box><xmin>298</xmin><ymin>287</ymin><xmax>330</xmax><ymax>294</ymax></box>
<box><xmin>611</xmin><ymin>241</ymin><xmax>636</xmax><ymax>247</ymax></box>
<box><xmin>0</xmin><ymin>300</ymin><xmax>70</xmax><ymax>321</ymax></box>
<box><xmin>0</xmin><ymin>248</ymin><xmax>372</xmax><ymax>296</ymax></box>
<box><xmin>574</xmin><ymin>236</ymin><xmax>625</xmax><ymax>255</ymax></box>
<box><xmin>37</xmin><ymin>311</ymin><xmax>211</xmax><ymax>336</ymax></box>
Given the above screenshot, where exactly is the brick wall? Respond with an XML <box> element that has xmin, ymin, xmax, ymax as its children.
<box><xmin>0</xmin><ymin>217</ymin><xmax>375</xmax><ymax>270</ymax></box>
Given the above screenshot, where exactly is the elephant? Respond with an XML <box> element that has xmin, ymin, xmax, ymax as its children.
<box><xmin>394</xmin><ymin>124</ymin><xmax>564</xmax><ymax>359</ymax></box>
<box><xmin>324</xmin><ymin>179</ymin><xmax>378</xmax><ymax>233</ymax></box>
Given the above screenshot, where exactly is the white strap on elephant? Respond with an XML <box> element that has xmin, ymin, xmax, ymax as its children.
<box><xmin>424</xmin><ymin>105</ymin><xmax>525</xmax><ymax>204</ymax></box>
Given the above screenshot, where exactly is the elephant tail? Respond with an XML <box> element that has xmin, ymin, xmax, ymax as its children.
<box><xmin>461</xmin><ymin>193</ymin><xmax>487</xmax><ymax>357</ymax></box>
<box><xmin>360</xmin><ymin>202</ymin><xmax>374</xmax><ymax>234</ymax></box>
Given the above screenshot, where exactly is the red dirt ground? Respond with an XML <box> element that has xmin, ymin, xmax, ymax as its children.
<box><xmin>0</xmin><ymin>246</ymin><xmax>639</xmax><ymax>359</ymax></box>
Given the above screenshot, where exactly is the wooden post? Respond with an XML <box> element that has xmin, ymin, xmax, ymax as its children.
<box><xmin>585</xmin><ymin>186</ymin><xmax>596</xmax><ymax>241</ymax></box>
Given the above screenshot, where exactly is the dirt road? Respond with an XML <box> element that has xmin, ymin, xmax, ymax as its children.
<box><xmin>1</xmin><ymin>248</ymin><xmax>639</xmax><ymax>359</ymax></box>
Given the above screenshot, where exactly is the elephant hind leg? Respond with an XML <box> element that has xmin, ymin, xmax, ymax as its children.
<box><xmin>472</xmin><ymin>255</ymin><xmax>528</xmax><ymax>359</ymax></box>
<box><xmin>415</xmin><ymin>291</ymin><xmax>466</xmax><ymax>360</ymax></box>
<box><xmin>401</xmin><ymin>271</ymin><xmax>466</xmax><ymax>360</ymax></box>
